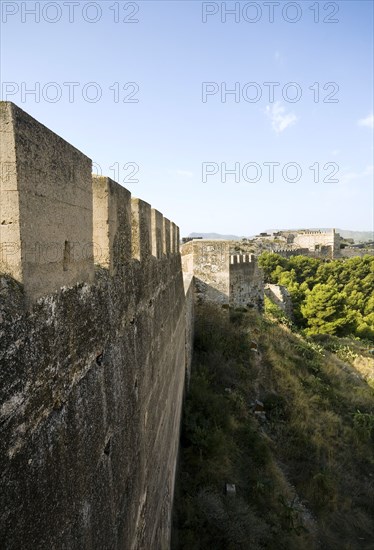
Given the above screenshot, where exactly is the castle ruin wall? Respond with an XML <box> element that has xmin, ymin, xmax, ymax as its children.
<box><xmin>0</xmin><ymin>102</ymin><xmax>193</xmax><ymax>550</ymax></box>
<box><xmin>229</xmin><ymin>254</ymin><xmax>264</xmax><ymax>310</ymax></box>
<box><xmin>181</xmin><ymin>241</ymin><xmax>264</xmax><ymax>310</ymax></box>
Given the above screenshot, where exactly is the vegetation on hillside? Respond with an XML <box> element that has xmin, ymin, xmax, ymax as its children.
<box><xmin>258</xmin><ymin>253</ymin><xmax>374</xmax><ymax>340</ymax></box>
<box><xmin>172</xmin><ymin>304</ymin><xmax>374</xmax><ymax>550</ymax></box>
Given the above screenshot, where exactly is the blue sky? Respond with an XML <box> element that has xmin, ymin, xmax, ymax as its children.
<box><xmin>1</xmin><ymin>0</ymin><xmax>373</xmax><ymax>236</ymax></box>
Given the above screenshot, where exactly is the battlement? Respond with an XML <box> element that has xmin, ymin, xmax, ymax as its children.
<box><xmin>0</xmin><ymin>101</ymin><xmax>94</xmax><ymax>300</ymax></box>
<box><xmin>0</xmin><ymin>102</ymin><xmax>180</xmax><ymax>301</ymax></box>
<box><xmin>298</xmin><ymin>229</ymin><xmax>335</xmax><ymax>235</ymax></box>
<box><xmin>0</xmin><ymin>103</ymin><xmax>190</xmax><ymax>550</ymax></box>
<box><xmin>273</xmin><ymin>247</ymin><xmax>308</xmax><ymax>254</ymax></box>
<box><xmin>230</xmin><ymin>253</ymin><xmax>255</xmax><ymax>264</ymax></box>
<box><xmin>181</xmin><ymin>240</ymin><xmax>264</xmax><ymax>309</ymax></box>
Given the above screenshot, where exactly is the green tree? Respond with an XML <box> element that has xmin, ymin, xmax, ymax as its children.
<box><xmin>301</xmin><ymin>283</ymin><xmax>353</xmax><ymax>336</ymax></box>
<box><xmin>288</xmin><ymin>255</ymin><xmax>320</xmax><ymax>283</ymax></box>
<box><xmin>258</xmin><ymin>252</ymin><xmax>289</xmax><ymax>283</ymax></box>
<box><xmin>259</xmin><ymin>253</ymin><xmax>374</xmax><ymax>340</ymax></box>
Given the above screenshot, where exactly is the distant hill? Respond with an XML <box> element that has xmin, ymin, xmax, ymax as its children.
<box><xmin>335</xmin><ymin>229</ymin><xmax>373</xmax><ymax>243</ymax></box>
<box><xmin>188</xmin><ymin>232</ymin><xmax>244</xmax><ymax>241</ymax></box>
<box><xmin>188</xmin><ymin>229</ymin><xmax>373</xmax><ymax>244</ymax></box>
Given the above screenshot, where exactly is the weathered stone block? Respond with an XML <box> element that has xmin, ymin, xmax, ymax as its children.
<box><xmin>151</xmin><ymin>209</ymin><xmax>163</xmax><ymax>259</ymax></box>
<box><xmin>163</xmin><ymin>218</ymin><xmax>171</xmax><ymax>256</ymax></box>
<box><xmin>0</xmin><ymin>102</ymin><xmax>94</xmax><ymax>301</ymax></box>
<box><xmin>92</xmin><ymin>176</ymin><xmax>132</xmax><ymax>273</ymax></box>
<box><xmin>131</xmin><ymin>198</ymin><xmax>151</xmax><ymax>261</ymax></box>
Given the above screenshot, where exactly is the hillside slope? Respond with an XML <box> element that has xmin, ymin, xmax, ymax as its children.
<box><xmin>172</xmin><ymin>305</ymin><xmax>374</xmax><ymax>550</ymax></box>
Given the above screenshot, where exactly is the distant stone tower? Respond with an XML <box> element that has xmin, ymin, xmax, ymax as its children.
<box><xmin>181</xmin><ymin>239</ymin><xmax>264</xmax><ymax>310</ymax></box>
<box><xmin>293</xmin><ymin>228</ymin><xmax>341</xmax><ymax>258</ymax></box>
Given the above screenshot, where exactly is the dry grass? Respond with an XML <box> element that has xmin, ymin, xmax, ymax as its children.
<box><xmin>172</xmin><ymin>305</ymin><xmax>374</xmax><ymax>550</ymax></box>
<box><xmin>255</xmin><ymin>310</ymin><xmax>374</xmax><ymax>549</ymax></box>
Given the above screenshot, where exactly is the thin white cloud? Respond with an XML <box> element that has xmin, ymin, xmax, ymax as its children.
<box><xmin>340</xmin><ymin>164</ymin><xmax>373</xmax><ymax>184</ymax></box>
<box><xmin>331</xmin><ymin>149</ymin><xmax>340</xmax><ymax>157</ymax></box>
<box><xmin>358</xmin><ymin>113</ymin><xmax>374</xmax><ymax>128</ymax></box>
<box><xmin>265</xmin><ymin>101</ymin><xmax>298</xmax><ymax>134</ymax></box>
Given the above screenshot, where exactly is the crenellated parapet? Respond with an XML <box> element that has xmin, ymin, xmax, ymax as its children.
<box><xmin>181</xmin><ymin>239</ymin><xmax>264</xmax><ymax>310</ymax></box>
<box><xmin>230</xmin><ymin>253</ymin><xmax>256</xmax><ymax>264</ymax></box>
<box><xmin>272</xmin><ymin>248</ymin><xmax>309</xmax><ymax>257</ymax></box>
<box><xmin>297</xmin><ymin>229</ymin><xmax>336</xmax><ymax>236</ymax></box>
<box><xmin>0</xmin><ymin>103</ymin><xmax>191</xmax><ymax>550</ymax></box>
<box><xmin>0</xmin><ymin>102</ymin><xmax>180</xmax><ymax>301</ymax></box>
<box><xmin>229</xmin><ymin>253</ymin><xmax>264</xmax><ymax>311</ymax></box>
<box><xmin>0</xmin><ymin>101</ymin><xmax>94</xmax><ymax>300</ymax></box>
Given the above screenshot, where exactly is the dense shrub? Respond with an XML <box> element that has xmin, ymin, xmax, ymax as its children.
<box><xmin>259</xmin><ymin>253</ymin><xmax>374</xmax><ymax>339</ymax></box>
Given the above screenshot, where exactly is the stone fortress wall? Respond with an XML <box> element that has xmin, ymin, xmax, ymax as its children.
<box><xmin>181</xmin><ymin>240</ymin><xmax>264</xmax><ymax>310</ymax></box>
<box><xmin>264</xmin><ymin>284</ymin><xmax>293</xmax><ymax>318</ymax></box>
<box><xmin>181</xmin><ymin>240</ymin><xmax>230</xmax><ymax>305</ymax></box>
<box><xmin>272</xmin><ymin>248</ymin><xmax>309</xmax><ymax>258</ymax></box>
<box><xmin>229</xmin><ymin>254</ymin><xmax>264</xmax><ymax>310</ymax></box>
<box><xmin>293</xmin><ymin>229</ymin><xmax>340</xmax><ymax>256</ymax></box>
<box><xmin>258</xmin><ymin>229</ymin><xmax>342</xmax><ymax>258</ymax></box>
<box><xmin>0</xmin><ymin>102</ymin><xmax>194</xmax><ymax>550</ymax></box>
<box><xmin>340</xmin><ymin>247</ymin><xmax>374</xmax><ymax>258</ymax></box>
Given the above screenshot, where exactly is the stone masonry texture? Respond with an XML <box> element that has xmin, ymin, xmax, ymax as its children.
<box><xmin>0</xmin><ymin>103</ymin><xmax>194</xmax><ymax>550</ymax></box>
